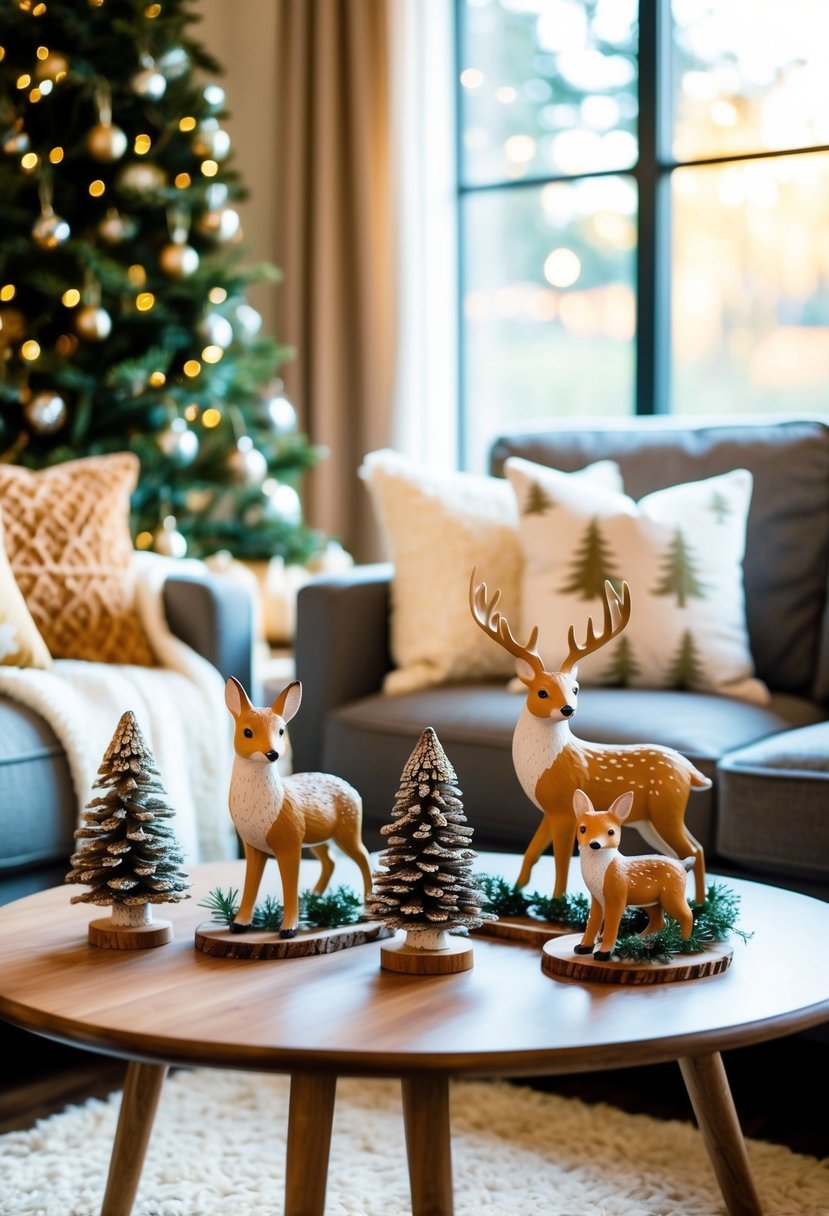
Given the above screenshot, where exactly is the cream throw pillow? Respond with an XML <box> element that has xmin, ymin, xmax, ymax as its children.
<box><xmin>505</xmin><ymin>456</ymin><xmax>768</xmax><ymax>704</ymax></box>
<box><xmin>0</xmin><ymin>508</ymin><xmax>52</xmax><ymax>669</ymax></box>
<box><xmin>359</xmin><ymin>449</ymin><xmax>623</xmax><ymax>694</ymax></box>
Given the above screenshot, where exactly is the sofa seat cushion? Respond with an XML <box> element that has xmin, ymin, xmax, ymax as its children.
<box><xmin>0</xmin><ymin>697</ymin><xmax>75</xmax><ymax>871</ymax></box>
<box><xmin>324</xmin><ymin>685</ymin><xmax>826</xmax><ymax>858</ymax></box>
<box><xmin>717</xmin><ymin>723</ymin><xmax>829</xmax><ymax>884</ymax></box>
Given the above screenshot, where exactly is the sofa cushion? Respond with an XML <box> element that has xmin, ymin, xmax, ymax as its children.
<box><xmin>359</xmin><ymin>449</ymin><xmax>623</xmax><ymax>695</ymax></box>
<box><xmin>0</xmin><ymin>508</ymin><xmax>51</xmax><ymax>670</ymax></box>
<box><xmin>717</xmin><ymin>723</ymin><xmax>829</xmax><ymax>884</ymax></box>
<box><xmin>491</xmin><ymin>419</ymin><xmax>829</xmax><ymax>700</ymax></box>
<box><xmin>324</xmin><ymin>684</ymin><xmax>826</xmax><ymax>859</ymax></box>
<box><xmin>0</xmin><ymin>697</ymin><xmax>76</xmax><ymax>871</ymax></box>
<box><xmin>504</xmin><ymin>457</ymin><xmax>765</xmax><ymax>703</ymax></box>
<box><xmin>0</xmin><ymin>452</ymin><xmax>155</xmax><ymax>666</ymax></box>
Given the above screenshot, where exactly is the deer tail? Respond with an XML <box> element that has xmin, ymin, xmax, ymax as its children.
<box><xmin>681</xmin><ymin>856</ymin><xmax>696</xmax><ymax>872</ymax></box>
<box><xmin>689</xmin><ymin>764</ymin><xmax>712</xmax><ymax>789</ymax></box>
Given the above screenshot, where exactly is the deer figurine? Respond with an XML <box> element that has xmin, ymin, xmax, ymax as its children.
<box><xmin>469</xmin><ymin>570</ymin><xmax>709</xmax><ymax>903</ymax></box>
<box><xmin>224</xmin><ymin>676</ymin><xmax>373</xmax><ymax>938</ymax></box>
<box><xmin>573</xmin><ymin>788</ymin><xmax>694</xmax><ymax>959</ymax></box>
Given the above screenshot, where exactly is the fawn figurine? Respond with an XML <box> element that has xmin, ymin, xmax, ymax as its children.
<box><xmin>573</xmin><ymin>788</ymin><xmax>694</xmax><ymax>960</ymax></box>
<box><xmin>469</xmin><ymin>571</ymin><xmax>710</xmax><ymax>902</ymax></box>
<box><xmin>224</xmin><ymin>676</ymin><xmax>373</xmax><ymax>938</ymax></box>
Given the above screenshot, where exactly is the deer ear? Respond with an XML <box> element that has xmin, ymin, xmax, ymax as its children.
<box><xmin>572</xmin><ymin>788</ymin><xmax>592</xmax><ymax>817</ymax></box>
<box><xmin>273</xmin><ymin>680</ymin><xmax>302</xmax><ymax>723</ymax></box>
<box><xmin>609</xmin><ymin>790</ymin><xmax>634</xmax><ymax>823</ymax></box>
<box><xmin>224</xmin><ymin>676</ymin><xmax>250</xmax><ymax>717</ymax></box>
<box><xmin>569</xmin><ymin>663</ymin><xmax>579</xmax><ymax>680</ymax></box>
<box><xmin>515</xmin><ymin>657</ymin><xmax>537</xmax><ymax>684</ymax></box>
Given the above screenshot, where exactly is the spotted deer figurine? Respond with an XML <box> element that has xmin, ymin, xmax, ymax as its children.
<box><xmin>573</xmin><ymin>788</ymin><xmax>694</xmax><ymax>959</ymax></box>
<box><xmin>224</xmin><ymin>676</ymin><xmax>373</xmax><ymax>938</ymax></box>
<box><xmin>469</xmin><ymin>571</ymin><xmax>709</xmax><ymax>903</ymax></box>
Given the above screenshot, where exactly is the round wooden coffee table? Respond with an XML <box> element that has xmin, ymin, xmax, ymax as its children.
<box><xmin>0</xmin><ymin>855</ymin><xmax>827</xmax><ymax>1216</ymax></box>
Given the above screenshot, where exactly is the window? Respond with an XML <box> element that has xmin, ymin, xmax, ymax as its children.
<box><xmin>456</xmin><ymin>0</ymin><xmax>829</xmax><ymax>471</ymax></box>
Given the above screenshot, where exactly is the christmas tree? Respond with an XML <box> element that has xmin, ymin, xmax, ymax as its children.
<box><xmin>0</xmin><ymin>0</ymin><xmax>324</xmax><ymax>562</ymax></box>
<box><xmin>66</xmin><ymin>709</ymin><xmax>190</xmax><ymax>927</ymax></box>
<box><xmin>368</xmin><ymin>727</ymin><xmax>489</xmax><ymax>951</ymax></box>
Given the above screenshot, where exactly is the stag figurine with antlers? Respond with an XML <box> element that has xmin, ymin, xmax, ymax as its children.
<box><xmin>469</xmin><ymin>570</ymin><xmax>709</xmax><ymax>903</ymax></box>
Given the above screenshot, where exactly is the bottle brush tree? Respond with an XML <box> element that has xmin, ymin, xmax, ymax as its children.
<box><xmin>368</xmin><ymin>727</ymin><xmax>490</xmax><ymax>950</ymax></box>
<box><xmin>66</xmin><ymin>709</ymin><xmax>190</xmax><ymax>928</ymax></box>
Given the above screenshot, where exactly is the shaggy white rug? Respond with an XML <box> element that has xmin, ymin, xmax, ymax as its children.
<box><xmin>0</xmin><ymin>1068</ymin><xmax>826</xmax><ymax>1216</ymax></box>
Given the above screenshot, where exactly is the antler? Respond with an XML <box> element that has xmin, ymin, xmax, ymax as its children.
<box><xmin>469</xmin><ymin>568</ymin><xmax>544</xmax><ymax>677</ymax></box>
<box><xmin>560</xmin><ymin>580</ymin><xmax>631</xmax><ymax>673</ymax></box>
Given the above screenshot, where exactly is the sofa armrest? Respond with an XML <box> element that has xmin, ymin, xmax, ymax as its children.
<box><xmin>162</xmin><ymin>572</ymin><xmax>255</xmax><ymax>694</ymax></box>
<box><xmin>291</xmin><ymin>563</ymin><xmax>393</xmax><ymax>773</ymax></box>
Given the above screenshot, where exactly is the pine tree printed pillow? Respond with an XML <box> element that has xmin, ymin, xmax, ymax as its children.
<box><xmin>505</xmin><ymin>456</ymin><xmax>769</xmax><ymax>704</ymax></box>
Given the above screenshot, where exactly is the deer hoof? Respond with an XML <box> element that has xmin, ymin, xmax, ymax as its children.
<box><xmin>573</xmin><ymin>943</ymin><xmax>594</xmax><ymax>955</ymax></box>
<box><xmin>279</xmin><ymin>926</ymin><xmax>298</xmax><ymax>939</ymax></box>
<box><xmin>229</xmin><ymin>921</ymin><xmax>250</xmax><ymax>935</ymax></box>
<box><xmin>594</xmin><ymin>949</ymin><xmax>613</xmax><ymax>961</ymax></box>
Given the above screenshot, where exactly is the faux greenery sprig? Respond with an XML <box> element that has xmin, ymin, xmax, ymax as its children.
<box><xmin>198</xmin><ymin>885</ymin><xmax>363</xmax><ymax>931</ymax></box>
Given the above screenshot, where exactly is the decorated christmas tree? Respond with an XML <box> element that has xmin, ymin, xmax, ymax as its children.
<box><xmin>0</xmin><ymin>0</ymin><xmax>324</xmax><ymax>562</ymax></box>
<box><xmin>66</xmin><ymin>710</ymin><xmax>190</xmax><ymax>937</ymax></box>
<box><xmin>368</xmin><ymin>727</ymin><xmax>489</xmax><ymax>952</ymax></box>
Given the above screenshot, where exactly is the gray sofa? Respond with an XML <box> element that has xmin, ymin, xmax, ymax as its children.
<box><xmin>292</xmin><ymin>418</ymin><xmax>829</xmax><ymax>901</ymax></box>
<box><xmin>0</xmin><ymin>571</ymin><xmax>255</xmax><ymax>907</ymax></box>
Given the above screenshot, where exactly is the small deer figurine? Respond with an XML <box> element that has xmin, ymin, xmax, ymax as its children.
<box><xmin>469</xmin><ymin>570</ymin><xmax>709</xmax><ymax>902</ymax></box>
<box><xmin>224</xmin><ymin>676</ymin><xmax>373</xmax><ymax>938</ymax></box>
<box><xmin>573</xmin><ymin>788</ymin><xmax>694</xmax><ymax>959</ymax></box>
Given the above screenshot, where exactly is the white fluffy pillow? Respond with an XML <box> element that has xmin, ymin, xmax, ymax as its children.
<box><xmin>505</xmin><ymin>456</ymin><xmax>769</xmax><ymax>704</ymax></box>
<box><xmin>359</xmin><ymin>450</ymin><xmax>623</xmax><ymax>694</ymax></box>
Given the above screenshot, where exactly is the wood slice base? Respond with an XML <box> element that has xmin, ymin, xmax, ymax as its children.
<box><xmin>88</xmin><ymin>918</ymin><xmax>173</xmax><ymax>950</ymax></box>
<box><xmin>194</xmin><ymin>919</ymin><xmax>395</xmax><ymax>960</ymax></box>
<box><xmin>542</xmin><ymin>933</ymin><xmax>733</xmax><ymax>985</ymax></box>
<box><xmin>472</xmin><ymin>915</ymin><xmax>572</xmax><ymax>946</ymax></box>
<box><xmin>380</xmin><ymin>935</ymin><xmax>474</xmax><ymax>975</ymax></box>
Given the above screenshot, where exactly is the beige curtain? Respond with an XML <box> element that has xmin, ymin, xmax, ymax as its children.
<box><xmin>275</xmin><ymin>0</ymin><xmax>397</xmax><ymax>563</ymax></box>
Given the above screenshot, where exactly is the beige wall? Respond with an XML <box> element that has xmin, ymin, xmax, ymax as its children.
<box><xmin>196</xmin><ymin>1</ymin><xmax>281</xmax><ymax>339</ymax></box>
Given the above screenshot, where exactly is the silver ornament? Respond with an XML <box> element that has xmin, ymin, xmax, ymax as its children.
<box><xmin>3</xmin><ymin>123</ymin><xmax>30</xmax><ymax>155</ymax></box>
<box><xmin>262</xmin><ymin>478</ymin><xmax>302</xmax><ymax>525</ymax></box>
<box><xmin>153</xmin><ymin>515</ymin><xmax>187</xmax><ymax>558</ymax></box>
<box><xmin>233</xmin><ymin>303</ymin><xmax>262</xmax><ymax>340</ymax></box>
<box><xmin>159</xmin><ymin>242</ymin><xmax>200</xmax><ymax>277</ymax></box>
<box><xmin>266</xmin><ymin>393</ymin><xmax>297</xmax><ymax>434</ymax></box>
<box><xmin>87</xmin><ymin>121</ymin><xmax>128</xmax><ymax>162</ymax></box>
<box><xmin>157</xmin><ymin>46</ymin><xmax>189</xmax><ymax>79</ymax></box>
<box><xmin>75</xmin><ymin>306</ymin><xmax>112</xmax><ymax>341</ymax></box>
<box><xmin>32</xmin><ymin>207</ymin><xmax>71</xmax><ymax>249</ymax></box>
<box><xmin>117</xmin><ymin>161</ymin><xmax>167</xmax><ymax>195</ymax></box>
<box><xmin>228</xmin><ymin>435</ymin><xmax>268</xmax><ymax>484</ymax></box>
<box><xmin>131</xmin><ymin>65</ymin><xmax>167</xmax><ymax>100</ymax></box>
<box><xmin>24</xmin><ymin>391</ymin><xmax>68</xmax><ymax>434</ymax></box>
<box><xmin>198</xmin><ymin>312</ymin><xmax>234</xmax><ymax>349</ymax></box>
<box><xmin>203</xmin><ymin>84</ymin><xmax>226</xmax><ymax>110</ymax></box>
<box><xmin>192</xmin><ymin>118</ymin><xmax>231</xmax><ymax>161</ymax></box>
<box><xmin>157</xmin><ymin>417</ymin><xmax>198</xmax><ymax>466</ymax></box>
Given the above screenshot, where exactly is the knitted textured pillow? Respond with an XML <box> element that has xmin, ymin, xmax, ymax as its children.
<box><xmin>0</xmin><ymin>452</ymin><xmax>155</xmax><ymax>666</ymax></box>
<box><xmin>0</xmin><ymin>507</ymin><xmax>52</xmax><ymax>669</ymax></box>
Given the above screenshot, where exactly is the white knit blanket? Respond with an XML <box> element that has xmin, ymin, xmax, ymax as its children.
<box><xmin>0</xmin><ymin>552</ymin><xmax>237</xmax><ymax>865</ymax></box>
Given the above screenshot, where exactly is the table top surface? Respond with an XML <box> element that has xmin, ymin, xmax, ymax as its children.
<box><xmin>1</xmin><ymin>853</ymin><xmax>827</xmax><ymax>1079</ymax></box>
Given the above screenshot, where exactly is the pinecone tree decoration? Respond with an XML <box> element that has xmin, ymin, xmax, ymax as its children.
<box><xmin>370</xmin><ymin>727</ymin><xmax>491</xmax><ymax>974</ymax></box>
<box><xmin>66</xmin><ymin>710</ymin><xmax>190</xmax><ymax>948</ymax></box>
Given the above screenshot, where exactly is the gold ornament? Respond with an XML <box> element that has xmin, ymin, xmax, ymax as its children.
<box><xmin>34</xmin><ymin>51</ymin><xmax>69</xmax><ymax>82</ymax></box>
<box><xmin>191</xmin><ymin>118</ymin><xmax>231</xmax><ymax>160</ymax></box>
<box><xmin>227</xmin><ymin>435</ymin><xmax>268</xmax><ymax>484</ymax></box>
<box><xmin>159</xmin><ymin>242</ymin><xmax>199</xmax><ymax>277</ymax></box>
<box><xmin>3</xmin><ymin>121</ymin><xmax>30</xmax><ymax>155</ymax></box>
<box><xmin>195</xmin><ymin>206</ymin><xmax>240</xmax><ymax>242</ymax></box>
<box><xmin>131</xmin><ymin>59</ymin><xmax>166</xmax><ymax>100</ymax></box>
<box><xmin>32</xmin><ymin>205</ymin><xmax>71</xmax><ymax>249</ymax></box>
<box><xmin>87</xmin><ymin>121</ymin><xmax>128</xmax><ymax>162</ymax></box>
<box><xmin>0</xmin><ymin>307</ymin><xmax>26</xmax><ymax>346</ymax></box>
<box><xmin>98</xmin><ymin>208</ymin><xmax>137</xmax><ymax>244</ymax></box>
<box><xmin>75</xmin><ymin>305</ymin><xmax>112</xmax><ymax>341</ymax></box>
<box><xmin>153</xmin><ymin>515</ymin><xmax>187</xmax><ymax>557</ymax></box>
<box><xmin>24</xmin><ymin>391</ymin><xmax>68</xmax><ymax>434</ymax></box>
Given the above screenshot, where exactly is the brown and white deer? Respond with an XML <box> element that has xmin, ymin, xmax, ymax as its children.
<box><xmin>469</xmin><ymin>570</ymin><xmax>709</xmax><ymax>903</ymax></box>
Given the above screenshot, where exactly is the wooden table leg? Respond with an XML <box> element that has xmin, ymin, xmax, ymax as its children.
<box><xmin>284</xmin><ymin>1072</ymin><xmax>337</xmax><ymax>1216</ymax></box>
<box><xmin>679</xmin><ymin>1052</ymin><xmax>764</xmax><ymax>1216</ymax></box>
<box><xmin>100</xmin><ymin>1061</ymin><xmax>168</xmax><ymax>1216</ymax></box>
<box><xmin>401</xmin><ymin>1074</ymin><xmax>454</xmax><ymax>1216</ymax></box>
